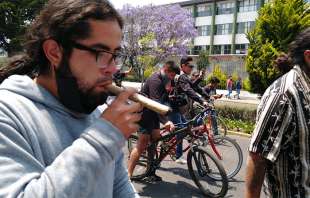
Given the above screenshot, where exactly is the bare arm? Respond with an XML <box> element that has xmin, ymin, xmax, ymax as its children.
<box><xmin>245</xmin><ymin>151</ymin><xmax>266</xmax><ymax>198</ymax></box>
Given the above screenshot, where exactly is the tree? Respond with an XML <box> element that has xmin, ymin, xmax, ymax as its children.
<box><xmin>246</xmin><ymin>0</ymin><xmax>310</xmax><ymax>94</ymax></box>
<box><xmin>196</xmin><ymin>50</ymin><xmax>210</xmax><ymax>71</ymax></box>
<box><xmin>0</xmin><ymin>0</ymin><xmax>47</xmax><ymax>56</ymax></box>
<box><xmin>120</xmin><ymin>4</ymin><xmax>197</xmax><ymax>81</ymax></box>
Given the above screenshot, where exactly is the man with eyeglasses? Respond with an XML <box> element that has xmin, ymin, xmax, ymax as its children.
<box><xmin>0</xmin><ymin>1</ymin><xmax>140</xmax><ymax>197</ymax></box>
<box><xmin>169</xmin><ymin>56</ymin><xmax>209</xmax><ymax>164</ymax></box>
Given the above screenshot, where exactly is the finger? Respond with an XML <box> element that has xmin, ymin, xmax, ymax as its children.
<box><xmin>128</xmin><ymin>112</ymin><xmax>142</xmax><ymax>123</ymax></box>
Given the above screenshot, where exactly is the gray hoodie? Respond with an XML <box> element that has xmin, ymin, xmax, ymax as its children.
<box><xmin>0</xmin><ymin>75</ymin><xmax>139</xmax><ymax>198</ymax></box>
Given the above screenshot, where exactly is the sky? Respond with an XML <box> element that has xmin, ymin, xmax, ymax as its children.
<box><xmin>110</xmin><ymin>0</ymin><xmax>188</xmax><ymax>9</ymax></box>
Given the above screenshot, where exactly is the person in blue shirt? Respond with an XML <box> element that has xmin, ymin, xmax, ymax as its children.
<box><xmin>0</xmin><ymin>1</ymin><xmax>141</xmax><ymax>197</ymax></box>
<box><xmin>234</xmin><ymin>77</ymin><xmax>242</xmax><ymax>99</ymax></box>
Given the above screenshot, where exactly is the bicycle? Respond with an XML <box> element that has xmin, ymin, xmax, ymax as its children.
<box><xmin>128</xmin><ymin>110</ymin><xmax>228</xmax><ymax>198</ymax></box>
<box><xmin>191</xmin><ymin>103</ymin><xmax>243</xmax><ymax>180</ymax></box>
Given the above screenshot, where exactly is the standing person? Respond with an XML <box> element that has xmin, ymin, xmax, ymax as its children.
<box><xmin>245</xmin><ymin>28</ymin><xmax>310</xmax><ymax>198</ymax></box>
<box><xmin>0</xmin><ymin>1</ymin><xmax>142</xmax><ymax>197</ymax></box>
<box><xmin>226</xmin><ymin>75</ymin><xmax>233</xmax><ymax>98</ymax></box>
<box><xmin>234</xmin><ymin>77</ymin><xmax>242</xmax><ymax>99</ymax></box>
<box><xmin>203</xmin><ymin>77</ymin><xmax>223</xmax><ymax>135</ymax></box>
<box><xmin>169</xmin><ymin>56</ymin><xmax>209</xmax><ymax>164</ymax></box>
<box><xmin>127</xmin><ymin>61</ymin><xmax>178</xmax><ymax>181</ymax></box>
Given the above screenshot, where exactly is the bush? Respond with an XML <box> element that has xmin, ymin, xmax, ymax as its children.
<box><xmin>0</xmin><ymin>57</ymin><xmax>8</xmax><ymax>68</ymax></box>
<box><xmin>144</xmin><ymin>66</ymin><xmax>157</xmax><ymax>79</ymax></box>
<box><xmin>206</xmin><ymin>65</ymin><xmax>227</xmax><ymax>89</ymax></box>
<box><xmin>242</xmin><ymin>77</ymin><xmax>251</xmax><ymax>91</ymax></box>
<box><xmin>215</xmin><ymin>102</ymin><xmax>257</xmax><ymax>134</ymax></box>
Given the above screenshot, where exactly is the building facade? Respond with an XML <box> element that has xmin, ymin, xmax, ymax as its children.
<box><xmin>177</xmin><ymin>0</ymin><xmax>268</xmax><ymax>77</ymax></box>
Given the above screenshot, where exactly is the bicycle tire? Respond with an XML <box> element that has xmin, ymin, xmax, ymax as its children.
<box><xmin>205</xmin><ymin>136</ymin><xmax>243</xmax><ymax>180</ymax></box>
<box><xmin>127</xmin><ymin>135</ymin><xmax>151</xmax><ymax>180</ymax></box>
<box><xmin>187</xmin><ymin>146</ymin><xmax>228</xmax><ymax>198</ymax></box>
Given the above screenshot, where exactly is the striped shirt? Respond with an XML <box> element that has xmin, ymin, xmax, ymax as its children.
<box><xmin>249</xmin><ymin>65</ymin><xmax>310</xmax><ymax>198</ymax></box>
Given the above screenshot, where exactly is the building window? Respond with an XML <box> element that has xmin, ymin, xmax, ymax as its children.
<box><xmin>213</xmin><ymin>45</ymin><xmax>222</xmax><ymax>54</ymax></box>
<box><xmin>215</xmin><ymin>23</ymin><xmax>233</xmax><ymax>35</ymax></box>
<box><xmin>184</xmin><ymin>6</ymin><xmax>194</xmax><ymax>17</ymax></box>
<box><xmin>237</xmin><ymin>21</ymin><xmax>255</xmax><ymax>34</ymax></box>
<box><xmin>217</xmin><ymin>2</ymin><xmax>234</xmax><ymax>15</ymax></box>
<box><xmin>238</xmin><ymin>0</ymin><xmax>260</xmax><ymax>12</ymax></box>
<box><xmin>197</xmin><ymin>4</ymin><xmax>213</xmax><ymax>17</ymax></box>
<box><xmin>197</xmin><ymin>25</ymin><xmax>211</xmax><ymax>36</ymax></box>
<box><xmin>235</xmin><ymin>44</ymin><xmax>248</xmax><ymax>54</ymax></box>
<box><xmin>193</xmin><ymin>46</ymin><xmax>210</xmax><ymax>55</ymax></box>
<box><xmin>223</xmin><ymin>45</ymin><xmax>231</xmax><ymax>54</ymax></box>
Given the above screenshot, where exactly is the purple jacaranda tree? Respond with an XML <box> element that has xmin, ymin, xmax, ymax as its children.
<box><xmin>120</xmin><ymin>4</ymin><xmax>197</xmax><ymax>81</ymax></box>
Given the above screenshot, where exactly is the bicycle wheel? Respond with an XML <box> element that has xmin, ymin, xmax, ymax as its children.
<box><xmin>206</xmin><ymin>136</ymin><xmax>243</xmax><ymax>180</ymax></box>
<box><xmin>127</xmin><ymin>135</ymin><xmax>150</xmax><ymax>180</ymax></box>
<box><xmin>187</xmin><ymin>146</ymin><xmax>228</xmax><ymax>198</ymax></box>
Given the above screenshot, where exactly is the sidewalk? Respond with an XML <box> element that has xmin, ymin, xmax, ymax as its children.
<box><xmin>122</xmin><ymin>81</ymin><xmax>261</xmax><ymax>105</ymax></box>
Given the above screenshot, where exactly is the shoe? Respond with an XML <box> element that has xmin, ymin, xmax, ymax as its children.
<box><xmin>146</xmin><ymin>174</ymin><xmax>162</xmax><ymax>182</ymax></box>
<box><xmin>175</xmin><ymin>158</ymin><xmax>187</xmax><ymax>165</ymax></box>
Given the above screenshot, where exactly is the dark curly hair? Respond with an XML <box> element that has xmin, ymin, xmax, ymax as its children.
<box><xmin>288</xmin><ymin>27</ymin><xmax>310</xmax><ymax>69</ymax></box>
<box><xmin>274</xmin><ymin>53</ymin><xmax>292</xmax><ymax>74</ymax></box>
<box><xmin>0</xmin><ymin>0</ymin><xmax>123</xmax><ymax>83</ymax></box>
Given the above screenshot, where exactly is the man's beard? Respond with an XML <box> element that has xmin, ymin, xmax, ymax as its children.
<box><xmin>55</xmin><ymin>58</ymin><xmax>110</xmax><ymax>114</ymax></box>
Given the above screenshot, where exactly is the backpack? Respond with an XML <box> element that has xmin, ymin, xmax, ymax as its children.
<box><xmin>168</xmin><ymin>74</ymin><xmax>188</xmax><ymax>108</ymax></box>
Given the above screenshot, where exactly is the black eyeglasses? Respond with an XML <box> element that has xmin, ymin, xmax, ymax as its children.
<box><xmin>71</xmin><ymin>42</ymin><xmax>126</xmax><ymax>69</ymax></box>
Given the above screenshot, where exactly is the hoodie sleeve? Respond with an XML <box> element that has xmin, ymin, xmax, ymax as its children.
<box><xmin>0</xmin><ymin>116</ymin><xmax>138</xmax><ymax>198</ymax></box>
<box><xmin>178</xmin><ymin>75</ymin><xmax>205</xmax><ymax>104</ymax></box>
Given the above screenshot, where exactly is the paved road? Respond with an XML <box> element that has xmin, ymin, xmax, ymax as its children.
<box><xmin>124</xmin><ymin>135</ymin><xmax>267</xmax><ymax>198</ymax></box>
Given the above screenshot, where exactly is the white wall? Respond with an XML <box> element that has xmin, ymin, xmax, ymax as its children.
<box><xmin>213</xmin><ymin>35</ymin><xmax>232</xmax><ymax>45</ymax></box>
<box><xmin>237</xmin><ymin>12</ymin><xmax>258</xmax><ymax>22</ymax></box>
<box><xmin>215</xmin><ymin>14</ymin><xmax>234</xmax><ymax>24</ymax></box>
<box><xmin>194</xmin><ymin>36</ymin><xmax>211</xmax><ymax>45</ymax></box>
<box><xmin>235</xmin><ymin>34</ymin><xmax>249</xmax><ymax>44</ymax></box>
<box><xmin>195</xmin><ymin>16</ymin><xmax>212</xmax><ymax>26</ymax></box>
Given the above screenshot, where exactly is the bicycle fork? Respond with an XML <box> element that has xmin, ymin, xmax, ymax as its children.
<box><xmin>191</xmin><ymin>146</ymin><xmax>211</xmax><ymax>177</ymax></box>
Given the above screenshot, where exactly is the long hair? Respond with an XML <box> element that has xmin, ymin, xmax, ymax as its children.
<box><xmin>0</xmin><ymin>0</ymin><xmax>123</xmax><ymax>83</ymax></box>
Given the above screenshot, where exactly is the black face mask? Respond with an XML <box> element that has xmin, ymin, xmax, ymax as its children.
<box><xmin>55</xmin><ymin>58</ymin><xmax>109</xmax><ymax>114</ymax></box>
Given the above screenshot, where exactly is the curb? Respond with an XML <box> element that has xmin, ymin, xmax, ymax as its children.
<box><xmin>227</xmin><ymin>130</ymin><xmax>252</xmax><ymax>138</ymax></box>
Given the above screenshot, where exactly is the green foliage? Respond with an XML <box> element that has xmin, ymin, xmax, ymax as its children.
<box><xmin>215</xmin><ymin>103</ymin><xmax>257</xmax><ymax>134</ymax></box>
<box><xmin>0</xmin><ymin>0</ymin><xmax>48</xmax><ymax>56</ymax></box>
<box><xmin>196</xmin><ymin>50</ymin><xmax>210</xmax><ymax>71</ymax></box>
<box><xmin>246</xmin><ymin>0</ymin><xmax>310</xmax><ymax>94</ymax></box>
<box><xmin>206</xmin><ymin>65</ymin><xmax>227</xmax><ymax>89</ymax></box>
<box><xmin>137</xmin><ymin>55</ymin><xmax>158</xmax><ymax>81</ymax></box>
<box><xmin>242</xmin><ymin>77</ymin><xmax>251</xmax><ymax>91</ymax></box>
<box><xmin>222</xmin><ymin>118</ymin><xmax>255</xmax><ymax>134</ymax></box>
<box><xmin>0</xmin><ymin>57</ymin><xmax>8</xmax><ymax>68</ymax></box>
<box><xmin>144</xmin><ymin>65</ymin><xmax>157</xmax><ymax>79</ymax></box>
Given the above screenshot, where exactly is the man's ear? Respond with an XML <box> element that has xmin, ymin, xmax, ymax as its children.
<box><xmin>304</xmin><ymin>50</ymin><xmax>310</xmax><ymax>62</ymax></box>
<box><xmin>42</xmin><ymin>39</ymin><xmax>63</xmax><ymax>69</ymax></box>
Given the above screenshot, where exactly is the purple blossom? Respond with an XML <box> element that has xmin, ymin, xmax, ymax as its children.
<box><xmin>120</xmin><ymin>4</ymin><xmax>197</xmax><ymax>66</ymax></box>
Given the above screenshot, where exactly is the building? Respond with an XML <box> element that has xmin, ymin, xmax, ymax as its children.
<box><xmin>176</xmin><ymin>0</ymin><xmax>268</xmax><ymax>77</ymax></box>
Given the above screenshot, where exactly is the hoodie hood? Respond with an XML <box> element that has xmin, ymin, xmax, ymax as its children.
<box><xmin>0</xmin><ymin>75</ymin><xmax>89</xmax><ymax>118</ymax></box>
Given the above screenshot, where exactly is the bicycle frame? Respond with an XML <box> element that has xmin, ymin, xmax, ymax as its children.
<box><xmin>167</xmin><ymin>105</ymin><xmax>223</xmax><ymax>160</ymax></box>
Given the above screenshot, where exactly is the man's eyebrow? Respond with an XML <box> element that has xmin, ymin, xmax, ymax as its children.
<box><xmin>89</xmin><ymin>43</ymin><xmax>122</xmax><ymax>52</ymax></box>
